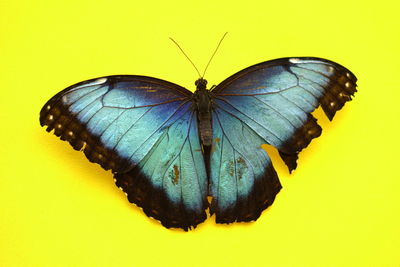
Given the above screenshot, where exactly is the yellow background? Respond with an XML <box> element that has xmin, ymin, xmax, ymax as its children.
<box><xmin>1</xmin><ymin>0</ymin><xmax>399</xmax><ymax>266</ymax></box>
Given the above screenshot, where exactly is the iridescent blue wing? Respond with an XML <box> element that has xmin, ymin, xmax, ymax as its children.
<box><xmin>40</xmin><ymin>76</ymin><xmax>207</xmax><ymax>230</ymax></box>
<box><xmin>210</xmin><ymin>57</ymin><xmax>357</xmax><ymax>223</ymax></box>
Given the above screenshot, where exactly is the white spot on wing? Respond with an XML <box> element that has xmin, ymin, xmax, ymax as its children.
<box><xmin>94</xmin><ymin>78</ymin><xmax>108</xmax><ymax>85</ymax></box>
<box><xmin>73</xmin><ymin>78</ymin><xmax>108</xmax><ymax>89</ymax></box>
<box><xmin>289</xmin><ymin>58</ymin><xmax>302</xmax><ymax>63</ymax></box>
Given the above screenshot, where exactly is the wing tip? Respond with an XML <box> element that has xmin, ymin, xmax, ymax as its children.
<box><xmin>320</xmin><ymin>65</ymin><xmax>358</xmax><ymax>121</ymax></box>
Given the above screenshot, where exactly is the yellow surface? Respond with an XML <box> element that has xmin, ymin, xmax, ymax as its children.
<box><xmin>1</xmin><ymin>0</ymin><xmax>399</xmax><ymax>266</ymax></box>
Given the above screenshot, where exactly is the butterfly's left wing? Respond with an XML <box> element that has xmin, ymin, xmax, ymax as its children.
<box><xmin>209</xmin><ymin>57</ymin><xmax>357</xmax><ymax>223</ymax></box>
<box><xmin>40</xmin><ymin>75</ymin><xmax>208</xmax><ymax>230</ymax></box>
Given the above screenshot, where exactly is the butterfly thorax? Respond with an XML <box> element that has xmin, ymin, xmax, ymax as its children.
<box><xmin>194</xmin><ymin>78</ymin><xmax>212</xmax><ymax>146</ymax></box>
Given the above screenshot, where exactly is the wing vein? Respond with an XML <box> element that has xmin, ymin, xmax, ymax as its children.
<box><xmin>294</xmin><ymin>73</ymin><xmax>328</xmax><ymax>94</ymax></box>
<box><xmin>295</xmin><ymin>65</ymin><xmax>352</xmax><ymax>94</ymax></box>
<box><xmin>214</xmin><ymin>97</ymin><xmax>283</xmax><ymax>143</ymax></box>
<box><xmin>111</xmin><ymin>106</ymin><xmax>154</xmax><ymax>151</ymax></box>
<box><xmin>74</xmin><ymin>93</ymin><xmax>104</xmax><ymax>119</ymax></box>
<box><xmin>59</xmin><ymin>84</ymin><xmax>104</xmax><ymax>102</ymax></box>
<box><xmin>293</xmin><ymin>64</ymin><xmax>337</xmax><ymax>79</ymax></box>
<box><xmin>187</xmin><ymin>117</ymin><xmax>203</xmax><ymax>200</ymax></box>
<box><xmin>159</xmin><ymin>109</ymin><xmax>194</xmax><ymax>182</ymax></box>
<box><xmin>213</xmin><ymin>110</ymin><xmax>258</xmax><ymax>180</ymax></box>
<box><xmin>215</xmin><ymin>85</ymin><xmax>298</xmax><ymax>97</ymax></box>
<box><xmin>101</xmin><ymin>97</ymin><xmax>189</xmax><ymax>109</ymax></box>
<box><xmin>129</xmin><ymin>102</ymin><xmax>192</xmax><ymax>166</ymax></box>
<box><xmin>98</xmin><ymin>109</ymin><xmax>129</xmax><ymax>140</ymax></box>
<box><xmin>59</xmin><ymin>92</ymin><xmax>105</xmax><ymax>134</ymax></box>
<box><xmin>252</xmin><ymin>95</ymin><xmax>296</xmax><ymax>129</ymax></box>
<box><xmin>278</xmin><ymin>91</ymin><xmax>307</xmax><ymax>113</ymax></box>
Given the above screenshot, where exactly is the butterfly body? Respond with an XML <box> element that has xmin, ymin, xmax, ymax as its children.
<box><xmin>40</xmin><ymin>57</ymin><xmax>357</xmax><ymax>230</ymax></box>
<box><xmin>193</xmin><ymin>78</ymin><xmax>213</xmax><ymax>146</ymax></box>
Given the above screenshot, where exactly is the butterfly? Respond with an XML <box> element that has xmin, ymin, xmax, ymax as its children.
<box><xmin>40</xmin><ymin>51</ymin><xmax>357</xmax><ymax>230</ymax></box>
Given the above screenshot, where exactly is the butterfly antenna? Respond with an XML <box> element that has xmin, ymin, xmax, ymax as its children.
<box><xmin>169</xmin><ymin>37</ymin><xmax>202</xmax><ymax>78</ymax></box>
<box><xmin>202</xmin><ymin>32</ymin><xmax>228</xmax><ymax>78</ymax></box>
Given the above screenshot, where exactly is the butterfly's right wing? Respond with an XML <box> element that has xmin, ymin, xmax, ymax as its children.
<box><xmin>40</xmin><ymin>75</ymin><xmax>208</xmax><ymax>230</ymax></box>
<box><xmin>209</xmin><ymin>57</ymin><xmax>357</xmax><ymax>223</ymax></box>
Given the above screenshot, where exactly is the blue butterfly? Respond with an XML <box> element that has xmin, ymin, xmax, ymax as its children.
<box><xmin>40</xmin><ymin>55</ymin><xmax>357</xmax><ymax>230</ymax></box>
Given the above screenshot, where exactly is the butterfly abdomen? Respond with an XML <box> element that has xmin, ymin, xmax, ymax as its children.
<box><xmin>198</xmin><ymin>112</ymin><xmax>212</xmax><ymax>146</ymax></box>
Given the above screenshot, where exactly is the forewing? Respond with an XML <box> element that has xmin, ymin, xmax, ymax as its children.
<box><xmin>40</xmin><ymin>75</ymin><xmax>207</xmax><ymax>230</ymax></box>
<box><xmin>213</xmin><ymin>57</ymin><xmax>357</xmax><ymax>171</ymax></box>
